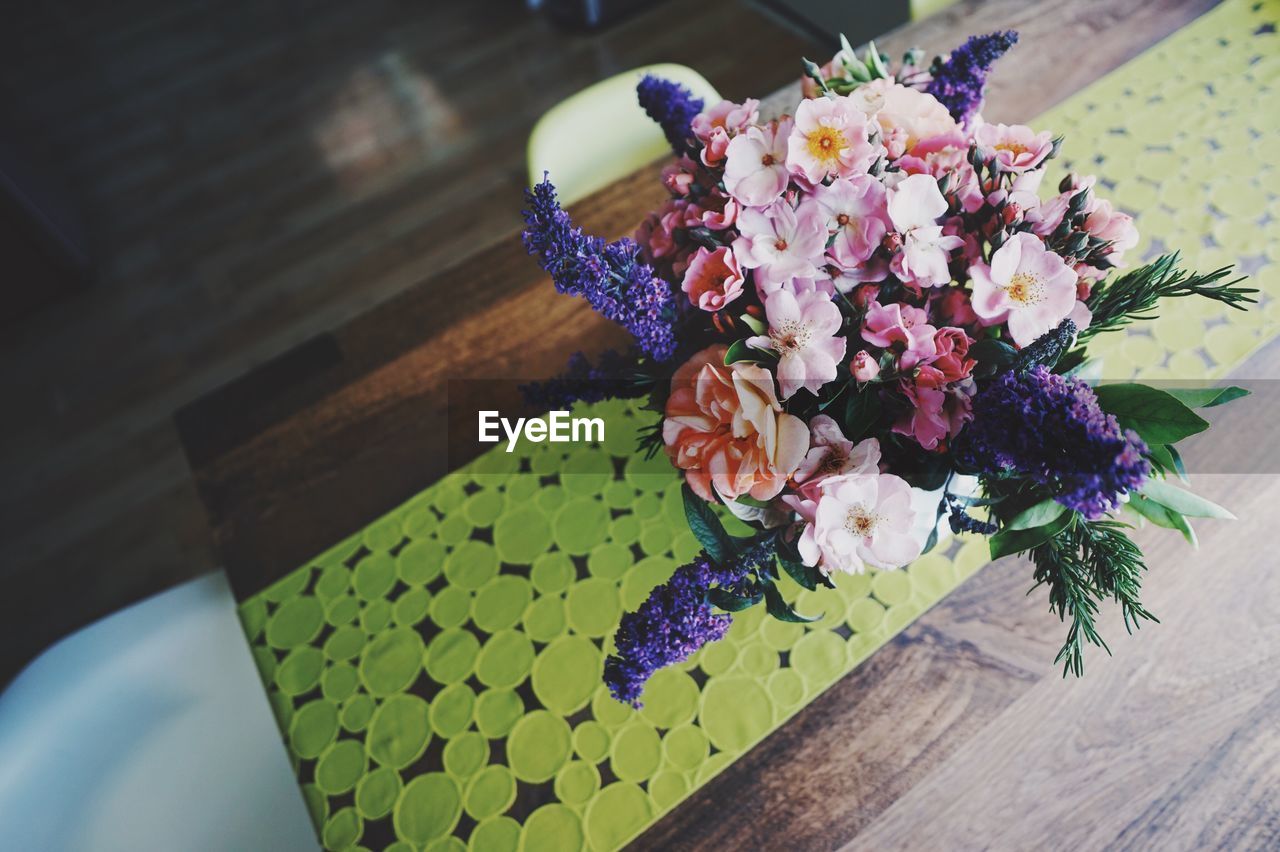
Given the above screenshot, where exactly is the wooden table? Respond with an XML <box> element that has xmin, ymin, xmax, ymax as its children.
<box><xmin>176</xmin><ymin>0</ymin><xmax>1280</xmax><ymax>846</ymax></box>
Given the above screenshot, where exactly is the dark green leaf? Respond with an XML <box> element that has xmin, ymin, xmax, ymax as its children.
<box><xmin>1164</xmin><ymin>386</ymin><xmax>1249</xmax><ymax>408</ymax></box>
<box><xmin>683</xmin><ymin>484</ymin><xmax>732</xmax><ymax>564</ymax></box>
<box><xmin>1094</xmin><ymin>383</ymin><xmax>1209</xmax><ymax>445</ymax></box>
<box><xmin>724</xmin><ymin>338</ymin><xmax>775</xmax><ymax>365</ymax></box>
<box><xmin>762</xmin><ymin>580</ymin><xmax>823</xmax><ymax>623</ymax></box>
<box><xmin>843</xmin><ymin>388</ymin><xmax>881</xmax><ymax>441</ymax></box>
<box><xmin>1145</xmin><ymin>443</ymin><xmax>1177</xmax><ymax>475</ymax></box>
<box><xmin>989</xmin><ymin>509</ymin><xmax>1076</xmax><ymax>560</ymax></box>
<box><xmin>707</xmin><ymin>586</ymin><xmax>762</xmax><ymax>612</ymax></box>
<box><xmin>1166</xmin><ymin>444</ymin><xmax>1188</xmax><ymax>481</ymax></box>
<box><xmin>969</xmin><ymin>337</ymin><xmax>1018</xmax><ymax>370</ymax></box>
<box><xmin>778</xmin><ymin>556</ymin><xmax>818</xmax><ymax>591</ymax></box>
<box><xmin>921</xmin><ymin>495</ymin><xmax>949</xmax><ymax>555</ymax></box>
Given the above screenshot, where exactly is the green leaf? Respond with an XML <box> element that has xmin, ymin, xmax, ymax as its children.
<box><xmin>864</xmin><ymin>40</ymin><xmax>890</xmax><ymax>79</ymax></box>
<box><xmin>843</xmin><ymin>388</ymin><xmax>881</xmax><ymax>442</ymax></box>
<box><xmin>1125</xmin><ymin>493</ymin><xmax>1182</xmax><ymax>529</ymax></box>
<box><xmin>762</xmin><ymin>581</ymin><xmax>822</xmax><ymax>623</ymax></box>
<box><xmin>1169</xmin><ymin>511</ymin><xmax>1197</xmax><ymax>547</ymax></box>
<box><xmin>707</xmin><ymin>586</ymin><xmax>761</xmax><ymax>612</ymax></box>
<box><xmin>1164</xmin><ymin>386</ymin><xmax>1249</xmax><ymax>408</ymax></box>
<box><xmin>738</xmin><ymin>312</ymin><xmax>766</xmax><ymax>334</ymax></box>
<box><xmin>1094</xmin><ymin>383</ymin><xmax>1209</xmax><ymax>445</ymax></box>
<box><xmin>990</xmin><ymin>509</ymin><xmax>1076</xmax><ymax>560</ymax></box>
<box><xmin>1166</xmin><ymin>444</ymin><xmax>1189</xmax><ymax>482</ymax></box>
<box><xmin>921</xmin><ymin>496</ymin><xmax>948</xmax><ymax>555</ymax></box>
<box><xmin>724</xmin><ymin>338</ymin><xmax>774</xmax><ymax>365</ymax></box>
<box><xmin>683</xmin><ymin>485</ymin><xmax>732</xmax><ymax>564</ymax></box>
<box><xmin>1006</xmin><ymin>499</ymin><xmax>1069</xmax><ymax>531</ymax></box>
<box><xmin>969</xmin><ymin>337</ymin><xmax>1018</xmax><ymax>371</ymax></box>
<box><xmin>1145</xmin><ymin>443</ymin><xmax>1177</xmax><ymax>476</ymax></box>
<box><xmin>1140</xmin><ymin>479</ymin><xmax>1235</xmax><ymax>519</ymax></box>
<box><xmin>777</xmin><ymin>555</ymin><xmax>822</xmax><ymax>592</ymax></box>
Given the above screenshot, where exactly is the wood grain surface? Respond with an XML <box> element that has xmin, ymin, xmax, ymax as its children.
<box><xmin>0</xmin><ymin>0</ymin><xmax>818</xmax><ymax>684</ymax></box>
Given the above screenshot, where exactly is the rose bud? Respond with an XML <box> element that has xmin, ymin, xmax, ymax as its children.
<box><xmin>851</xmin><ymin>350</ymin><xmax>881</xmax><ymax>382</ymax></box>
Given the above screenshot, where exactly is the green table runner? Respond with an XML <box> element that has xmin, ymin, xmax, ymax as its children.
<box><xmin>239</xmin><ymin>2</ymin><xmax>1280</xmax><ymax>848</ymax></box>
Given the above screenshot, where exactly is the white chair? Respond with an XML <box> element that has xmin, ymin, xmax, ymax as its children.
<box><xmin>527</xmin><ymin>62</ymin><xmax>720</xmax><ymax>205</ymax></box>
<box><xmin>0</xmin><ymin>571</ymin><xmax>317</xmax><ymax>852</ymax></box>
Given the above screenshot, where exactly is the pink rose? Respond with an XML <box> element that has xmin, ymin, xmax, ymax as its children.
<box><xmin>859</xmin><ymin>80</ymin><xmax>958</xmax><ymax>159</ymax></box>
<box><xmin>681</xmin><ymin>246</ymin><xmax>745</xmax><ymax>312</ymax></box>
<box><xmin>921</xmin><ymin>327</ymin><xmax>975</xmax><ymax>384</ymax></box>
<box><xmin>850</xmin><ymin>349</ymin><xmax>880</xmax><ymax>383</ymax></box>
<box><xmin>732</xmin><ymin>200</ymin><xmax>826</xmax><ymax>292</ymax></box>
<box><xmin>692</xmin><ymin>98</ymin><xmax>760</xmax><ymax>167</ymax></box>
<box><xmin>663</xmin><ymin>345</ymin><xmax>809</xmax><ymax>503</ymax></box>
<box><xmin>792</xmin><ymin>419</ymin><xmax>880</xmax><ymax>502</ymax></box>
<box><xmin>789</xmin><ymin>471</ymin><xmax>921</xmax><ymax>573</ymax></box>
<box><xmin>723</xmin><ymin>120</ymin><xmax>792</xmax><ymax>208</ymax></box>
<box><xmin>969</xmin><ymin>232</ymin><xmax>1079</xmax><ymax>346</ymax></box>
<box><xmin>893</xmin><ymin>379</ymin><xmax>975</xmax><ymax>451</ymax></box>
<box><xmin>973</xmin><ymin>123</ymin><xmax>1055</xmax><ymax>174</ymax></box>
<box><xmin>745</xmin><ymin>285</ymin><xmax>846</xmax><ymax>399</ymax></box>
<box><xmin>862</xmin><ymin>300</ymin><xmax>937</xmax><ymax>370</ymax></box>
<box><xmin>886</xmin><ymin>174</ymin><xmax>965</xmax><ymax>289</ymax></box>
<box><xmin>786</xmin><ymin>95</ymin><xmax>878</xmax><ymax>184</ymax></box>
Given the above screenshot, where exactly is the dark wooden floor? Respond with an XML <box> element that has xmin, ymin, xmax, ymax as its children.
<box><xmin>0</xmin><ymin>0</ymin><xmax>819</xmax><ymax>682</ymax></box>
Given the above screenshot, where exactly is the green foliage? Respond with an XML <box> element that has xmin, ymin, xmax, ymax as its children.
<box><xmin>682</xmin><ymin>485</ymin><xmax>733</xmax><ymax>564</ymax></box>
<box><xmin>1094</xmin><ymin>383</ymin><xmax>1209</xmax><ymax>445</ymax></box>
<box><xmin>843</xmin><ymin>387</ymin><xmax>881</xmax><ymax>442</ymax></box>
<box><xmin>1164</xmin><ymin>386</ymin><xmax>1249</xmax><ymax>408</ymax></box>
<box><xmin>762</xmin><ymin>581</ymin><xmax>822</xmax><ymax>623</ymax></box>
<box><xmin>707</xmin><ymin>586</ymin><xmax>761</xmax><ymax>612</ymax></box>
<box><xmin>1028</xmin><ymin>519</ymin><xmax>1158</xmax><ymax>677</ymax></box>
<box><xmin>990</xmin><ymin>507</ymin><xmax>1076</xmax><ymax>560</ymax></box>
<box><xmin>1140</xmin><ymin>479</ymin><xmax>1234</xmax><ymax>519</ymax></box>
<box><xmin>724</xmin><ymin>338</ymin><xmax>775</xmax><ymax>365</ymax></box>
<box><xmin>1079</xmin><ymin>253</ymin><xmax>1256</xmax><ymax>343</ymax></box>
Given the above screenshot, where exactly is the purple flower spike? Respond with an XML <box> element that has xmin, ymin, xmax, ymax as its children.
<box><xmin>956</xmin><ymin>365</ymin><xmax>1149</xmax><ymax>519</ymax></box>
<box><xmin>925</xmin><ymin>31</ymin><xmax>1018</xmax><ymax>125</ymax></box>
<box><xmin>522</xmin><ymin>177</ymin><xmax>677</xmax><ymax>360</ymax></box>
<box><xmin>604</xmin><ymin>537</ymin><xmax>775</xmax><ymax>707</ymax></box>
<box><xmin>637</xmin><ymin>75</ymin><xmax>704</xmax><ymax>155</ymax></box>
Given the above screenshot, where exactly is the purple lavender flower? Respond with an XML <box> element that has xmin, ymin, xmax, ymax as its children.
<box><xmin>956</xmin><ymin>365</ymin><xmax>1149</xmax><ymax>519</ymax></box>
<box><xmin>925</xmin><ymin>31</ymin><xmax>1018</xmax><ymax>125</ymax></box>
<box><xmin>519</xmin><ymin>349</ymin><xmax>639</xmax><ymax>409</ymax></box>
<box><xmin>522</xmin><ymin>177</ymin><xmax>677</xmax><ymax>360</ymax></box>
<box><xmin>636</xmin><ymin>75</ymin><xmax>704</xmax><ymax>155</ymax></box>
<box><xmin>604</xmin><ymin>537</ymin><xmax>775</xmax><ymax>707</ymax></box>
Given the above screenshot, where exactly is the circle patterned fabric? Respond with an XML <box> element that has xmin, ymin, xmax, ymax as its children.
<box><xmin>238</xmin><ymin>2</ymin><xmax>1280</xmax><ymax>848</ymax></box>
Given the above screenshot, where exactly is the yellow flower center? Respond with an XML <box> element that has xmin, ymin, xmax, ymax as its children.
<box><xmin>844</xmin><ymin>505</ymin><xmax>881</xmax><ymax>537</ymax></box>
<box><xmin>770</xmin><ymin>319</ymin><xmax>812</xmax><ymax>354</ymax></box>
<box><xmin>806</xmin><ymin>125</ymin><xmax>846</xmax><ymax>164</ymax></box>
<box><xmin>995</xmin><ymin>141</ymin><xmax>1031</xmax><ymax>157</ymax></box>
<box><xmin>1006</xmin><ymin>271</ymin><xmax>1045</xmax><ymax>305</ymax></box>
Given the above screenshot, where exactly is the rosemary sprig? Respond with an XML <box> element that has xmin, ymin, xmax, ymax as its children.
<box><xmin>1028</xmin><ymin>518</ymin><xmax>1158</xmax><ymax>677</ymax></box>
<box><xmin>1079</xmin><ymin>253</ymin><xmax>1257</xmax><ymax>343</ymax></box>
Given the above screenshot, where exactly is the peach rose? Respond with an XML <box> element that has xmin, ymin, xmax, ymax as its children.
<box><xmin>663</xmin><ymin>345</ymin><xmax>809</xmax><ymax>502</ymax></box>
<box><xmin>858</xmin><ymin>79</ymin><xmax>958</xmax><ymax>159</ymax></box>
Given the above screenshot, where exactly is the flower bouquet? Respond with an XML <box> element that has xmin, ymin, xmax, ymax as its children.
<box><xmin>520</xmin><ymin>32</ymin><xmax>1257</xmax><ymax>707</ymax></box>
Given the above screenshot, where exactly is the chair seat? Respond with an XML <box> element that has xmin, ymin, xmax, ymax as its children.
<box><xmin>527</xmin><ymin>63</ymin><xmax>721</xmax><ymax>205</ymax></box>
<box><xmin>0</xmin><ymin>572</ymin><xmax>317</xmax><ymax>852</ymax></box>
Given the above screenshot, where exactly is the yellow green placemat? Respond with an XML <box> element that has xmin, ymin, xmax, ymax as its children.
<box><xmin>238</xmin><ymin>3</ymin><xmax>1279</xmax><ymax>848</ymax></box>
